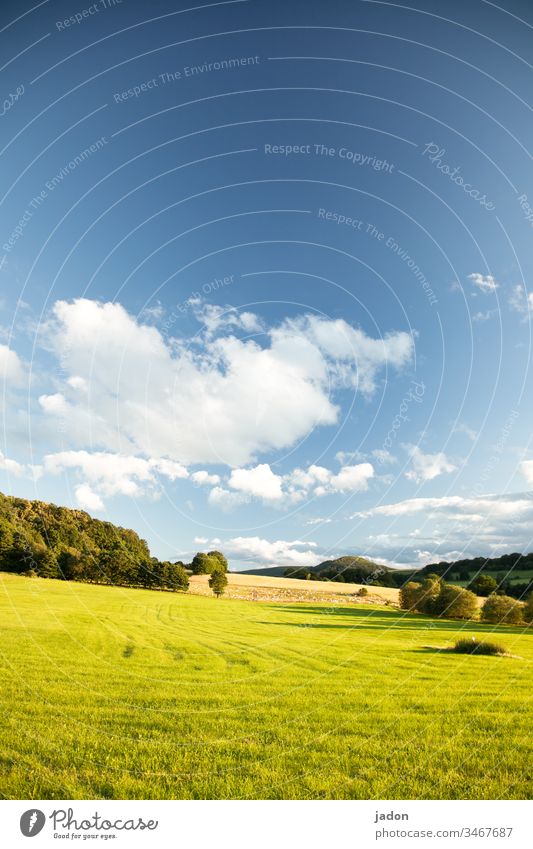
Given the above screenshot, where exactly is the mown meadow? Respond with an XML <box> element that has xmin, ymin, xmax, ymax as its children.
<box><xmin>0</xmin><ymin>572</ymin><xmax>531</xmax><ymax>800</ymax></box>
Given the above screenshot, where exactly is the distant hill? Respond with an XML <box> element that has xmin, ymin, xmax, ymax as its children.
<box><xmin>244</xmin><ymin>552</ymin><xmax>533</xmax><ymax>599</ymax></box>
<box><xmin>242</xmin><ymin>555</ymin><xmax>397</xmax><ymax>584</ymax></box>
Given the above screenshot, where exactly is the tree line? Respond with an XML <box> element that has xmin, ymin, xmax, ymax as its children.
<box><xmin>400</xmin><ymin>574</ymin><xmax>533</xmax><ymax>625</ymax></box>
<box><xmin>0</xmin><ymin>492</ymin><xmax>191</xmax><ymax>591</ymax></box>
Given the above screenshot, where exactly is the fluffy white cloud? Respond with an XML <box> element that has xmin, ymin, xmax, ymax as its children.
<box><xmin>75</xmin><ymin>484</ymin><xmax>104</xmax><ymax>512</ymax></box>
<box><xmin>322</xmin><ymin>463</ymin><xmax>374</xmax><ymax>494</ymax></box>
<box><xmin>222</xmin><ymin>536</ymin><xmax>319</xmax><ymax>568</ymax></box>
<box><xmin>0</xmin><ymin>451</ymin><xmax>27</xmax><ymax>477</ymax></box>
<box><xmin>40</xmin><ymin>299</ymin><xmax>413</xmax><ymax>466</ymax></box>
<box><xmin>404</xmin><ymin>444</ymin><xmax>456</xmax><ymax>483</ymax></box>
<box><xmin>468</xmin><ymin>273</ymin><xmax>498</xmax><ymax>294</ymax></box>
<box><xmin>229</xmin><ymin>463</ymin><xmax>283</xmax><ymax>501</ymax></box>
<box><xmin>0</xmin><ymin>344</ymin><xmax>24</xmax><ymax>384</ymax></box>
<box><xmin>210</xmin><ymin>460</ymin><xmax>375</xmax><ymax>508</ymax></box>
<box><xmin>43</xmin><ymin>450</ymin><xmax>188</xmax><ymax>503</ymax></box>
<box><xmin>191</xmin><ymin>470</ymin><xmax>221</xmax><ymax>486</ymax></box>
<box><xmin>207</xmin><ymin>486</ymin><xmax>249</xmax><ymax>511</ymax></box>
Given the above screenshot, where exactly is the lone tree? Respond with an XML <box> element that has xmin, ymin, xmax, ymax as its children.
<box><xmin>209</xmin><ymin>568</ymin><xmax>228</xmax><ymax>598</ymax></box>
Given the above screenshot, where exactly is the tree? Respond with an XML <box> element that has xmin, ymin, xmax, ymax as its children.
<box><xmin>191</xmin><ymin>552</ymin><xmax>218</xmax><ymax>574</ymax></box>
<box><xmin>207</xmin><ymin>550</ymin><xmax>228</xmax><ymax>572</ymax></box>
<box><xmin>481</xmin><ymin>594</ymin><xmax>524</xmax><ymax>625</ymax></box>
<box><xmin>400</xmin><ymin>581</ymin><xmax>422</xmax><ymax>610</ymax></box>
<box><xmin>209</xmin><ymin>569</ymin><xmax>228</xmax><ymax>598</ymax></box>
<box><xmin>432</xmin><ymin>584</ymin><xmax>477</xmax><ymax>620</ymax></box>
<box><xmin>468</xmin><ymin>573</ymin><xmax>498</xmax><ymax>597</ymax></box>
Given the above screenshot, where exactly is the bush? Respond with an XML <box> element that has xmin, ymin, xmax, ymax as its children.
<box><xmin>399</xmin><ymin>581</ymin><xmax>422</xmax><ymax>610</ymax></box>
<box><xmin>357</xmin><ymin>587</ymin><xmax>369</xmax><ymax>597</ymax></box>
<box><xmin>481</xmin><ymin>594</ymin><xmax>524</xmax><ymax>625</ymax></box>
<box><xmin>416</xmin><ymin>576</ymin><xmax>443</xmax><ymax>614</ymax></box>
<box><xmin>453</xmin><ymin>638</ymin><xmax>506</xmax><ymax>656</ymax></box>
<box><xmin>432</xmin><ymin>584</ymin><xmax>478</xmax><ymax>620</ymax></box>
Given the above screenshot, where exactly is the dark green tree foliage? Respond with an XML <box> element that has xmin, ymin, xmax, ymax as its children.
<box><xmin>209</xmin><ymin>569</ymin><xmax>228</xmax><ymax>597</ymax></box>
<box><xmin>207</xmin><ymin>550</ymin><xmax>228</xmax><ymax>572</ymax></box>
<box><xmin>420</xmin><ymin>553</ymin><xmax>533</xmax><ymax>599</ymax></box>
<box><xmin>467</xmin><ymin>573</ymin><xmax>498</xmax><ymax>597</ymax></box>
<box><xmin>0</xmin><ymin>491</ymin><xmax>189</xmax><ymax>593</ymax></box>
<box><xmin>191</xmin><ymin>552</ymin><xmax>219</xmax><ymax>574</ymax></box>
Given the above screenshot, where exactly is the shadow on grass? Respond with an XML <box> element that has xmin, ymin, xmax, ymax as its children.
<box><xmin>262</xmin><ymin>605</ymin><xmax>529</xmax><ymax>636</ymax></box>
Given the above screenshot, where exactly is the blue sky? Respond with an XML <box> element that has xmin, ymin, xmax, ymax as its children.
<box><xmin>1</xmin><ymin>0</ymin><xmax>533</xmax><ymax>570</ymax></box>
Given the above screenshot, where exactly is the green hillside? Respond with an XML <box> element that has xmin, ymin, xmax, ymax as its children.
<box><xmin>0</xmin><ymin>491</ymin><xmax>188</xmax><ymax>591</ymax></box>
<box><xmin>1</xmin><ymin>572</ymin><xmax>531</xmax><ymax>799</ymax></box>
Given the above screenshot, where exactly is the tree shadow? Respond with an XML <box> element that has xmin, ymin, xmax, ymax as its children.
<box><xmin>261</xmin><ymin>605</ymin><xmax>529</xmax><ymax>636</ymax></box>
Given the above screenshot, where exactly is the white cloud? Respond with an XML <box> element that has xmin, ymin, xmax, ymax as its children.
<box><xmin>207</xmin><ymin>486</ymin><xmax>249</xmax><ymax>511</ymax></box>
<box><xmin>315</xmin><ymin>463</ymin><xmax>374</xmax><ymax>495</ymax></box>
<box><xmin>404</xmin><ymin>444</ymin><xmax>456</xmax><ymax>483</ymax></box>
<box><xmin>41</xmin><ymin>299</ymin><xmax>413</xmax><ymax>466</ymax></box>
<box><xmin>213</xmin><ymin>460</ymin><xmax>375</xmax><ymax>508</ymax></box>
<box><xmin>223</xmin><ymin>536</ymin><xmax>319</xmax><ymax>568</ymax></box>
<box><xmin>520</xmin><ymin>460</ymin><xmax>533</xmax><ymax>486</ymax></box>
<box><xmin>355</xmin><ymin>493</ymin><xmax>533</xmax><ymax>521</ymax></box>
<box><xmin>0</xmin><ymin>451</ymin><xmax>27</xmax><ymax>477</ymax></box>
<box><xmin>193</xmin><ymin>536</ymin><xmax>208</xmax><ymax>544</ymax></box>
<box><xmin>453</xmin><ymin>423</ymin><xmax>477</xmax><ymax>442</ymax></box>
<box><xmin>75</xmin><ymin>484</ymin><xmax>104</xmax><ymax>512</ymax></box>
<box><xmin>0</xmin><ymin>344</ymin><xmax>24</xmax><ymax>384</ymax></box>
<box><xmin>192</xmin><ymin>302</ymin><xmax>263</xmax><ymax>336</ymax></box>
<box><xmin>371</xmin><ymin>448</ymin><xmax>397</xmax><ymax>465</ymax></box>
<box><xmin>509</xmin><ymin>284</ymin><xmax>533</xmax><ymax>317</ymax></box>
<box><xmin>191</xmin><ymin>470</ymin><xmax>221</xmax><ymax>486</ymax></box>
<box><xmin>43</xmin><ymin>450</ymin><xmax>188</xmax><ymax>503</ymax></box>
<box><xmin>39</xmin><ymin>393</ymin><xmax>68</xmax><ymax>415</ymax></box>
<box><xmin>229</xmin><ymin>463</ymin><xmax>283</xmax><ymax>501</ymax></box>
<box><xmin>67</xmin><ymin>376</ymin><xmax>88</xmax><ymax>392</ymax></box>
<box><xmin>468</xmin><ymin>273</ymin><xmax>498</xmax><ymax>294</ymax></box>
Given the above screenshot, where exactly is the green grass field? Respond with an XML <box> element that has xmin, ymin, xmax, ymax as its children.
<box><xmin>0</xmin><ymin>572</ymin><xmax>531</xmax><ymax>800</ymax></box>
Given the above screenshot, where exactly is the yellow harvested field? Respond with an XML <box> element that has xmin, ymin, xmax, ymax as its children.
<box><xmin>188</xmin><ymin>571</ymin><xmax>399</xmax><ymax>604</ymax></box>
